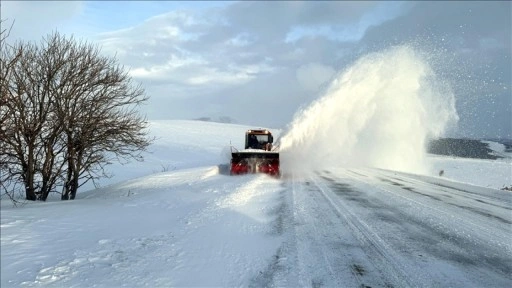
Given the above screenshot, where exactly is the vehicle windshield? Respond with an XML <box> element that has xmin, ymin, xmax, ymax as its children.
<box><xmin>247</xmin><ymin>134</ymin><xmax>270</xmax><ymax>149</ymax></box>
<box><xmin>255</xmin><ymin>135</ymin><xmax>269</xmax><ymax>143</ymax></box>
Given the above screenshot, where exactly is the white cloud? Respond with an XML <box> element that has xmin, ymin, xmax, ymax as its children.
<box><xmin>296</xmin><ymin>63</ymin><xmax>336</xmax><ymax>92</ymax></box>
<box><xmin>1</xmin><ymin>1</ymin><xmax>509</xmax><ymax>137</ymax></box>
<box><xmin>227</xmin><ymin>33</ymin><xmax>256</xmax><ymax>47</ymax></box>
<box><xmin>1</xmin><ymin>1</ymin><xmax>85</xmax><ymax>42</ymax></box>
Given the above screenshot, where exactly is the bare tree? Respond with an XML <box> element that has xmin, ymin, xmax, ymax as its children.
<box><xmin>0</xmin><ymin>19</ymin><xmax>17</xmax><ymax>170</ymax></box>
<box><xmin>1</xmin><ymin>31</ymin><xmax>152</xmax><ymax>201</ymax></box>
<box><xmin>1</xmin><ymin>36</ymin><xmax>65</xmax><ymax>201</ymax></box>
<box><xmin>37</xmin><ymin>33</ymin><xmax>152</xmax><ymax>200</ymax></box>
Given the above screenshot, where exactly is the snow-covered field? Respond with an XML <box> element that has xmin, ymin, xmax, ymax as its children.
<box><xmin>1</xmin><ymin>120</ymin><xmax>511</xmax><ymax>287</ymax></box>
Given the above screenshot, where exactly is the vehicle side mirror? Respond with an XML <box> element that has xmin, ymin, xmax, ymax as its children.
<box><xmin>269</xmin><ymin>135</ymin><xmax>273</xmax><ymax>143</ymax></box>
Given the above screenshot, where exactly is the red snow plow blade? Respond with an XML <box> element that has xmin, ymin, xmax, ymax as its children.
<box><xmin>230</xmin><ymin>151</ymin><xmax>280</xmax><ymax>176</ymax></box>
<box><xmin>229</xmin><ymin>129</ymin><xmax>280</xmax><ymax>176</ymax></box>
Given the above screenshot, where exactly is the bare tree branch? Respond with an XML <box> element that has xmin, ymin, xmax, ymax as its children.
<box><xmin>1</xmin><ymin>31</ymin><xmax>153</xmax><ymax>202</ymax></box>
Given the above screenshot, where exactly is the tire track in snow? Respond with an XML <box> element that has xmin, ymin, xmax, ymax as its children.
<box><xmin>345</xmin><ymin>168</ymin><xmax>512</xmax><ymax>256</ymax></box>
<box><xmin>327</xmin><ymin>168</ymin><xmax>512</xmax><ymax>287</ymax></box>
<box><xmin>310</xmin><ymin>173</ymin><xmax>418</xmax><ymax>288</ymax></box>
<box><xmin>277</xmin><ymin>174</ymin><xmax>403</xmax><ymax>288</ymax></box>
<box><xmin>373</xmin><ymin>169</ymin><xmax>512</xmax><ymax>220</ymax></box>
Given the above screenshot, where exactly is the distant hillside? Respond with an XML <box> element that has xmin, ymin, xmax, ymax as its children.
<box><xmin>427</xmin><ymin>138</ymin><xmax>501</xmax><ymax>160</ymax></box>
<box><xmin>486</xmin><ymin>138</ymin><xmax>512</xmax><ymax>153</ymax></box>
<box><xmin>193</xmin><ymin>116</ymin><xmax>237</xmax><ymax>124</ymax></box>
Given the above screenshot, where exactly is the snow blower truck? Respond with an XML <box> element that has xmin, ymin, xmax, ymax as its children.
<box><xmin>230</xmin><ymin>129</ymin><xmax>280</xmax><ymax>176</ymax></box>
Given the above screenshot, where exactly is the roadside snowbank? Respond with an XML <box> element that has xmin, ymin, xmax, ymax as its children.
<box><xmin>2</xmin><ymin>120</ymin><xmax>510</xmax><ymax>287</ymax></box>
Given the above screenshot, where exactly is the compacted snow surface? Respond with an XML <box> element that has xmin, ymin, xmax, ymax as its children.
<box><xmin>1</xmin><ymin>120</ymin><xmax>511</xmax><ymax>287</ymax></box>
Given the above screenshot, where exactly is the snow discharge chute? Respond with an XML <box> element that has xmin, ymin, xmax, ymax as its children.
<box><xmin>279</xmin><ymin>46</ymin><xmax>459</xmax><ymax>175</ymax></box>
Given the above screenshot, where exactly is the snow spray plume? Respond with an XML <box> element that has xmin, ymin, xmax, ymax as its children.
<box><xmin>279</xmin><ymin>46</ymin><xmax>458</xmax><ymax>175</ymax></box>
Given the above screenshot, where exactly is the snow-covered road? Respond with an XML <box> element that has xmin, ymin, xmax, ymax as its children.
<box><xmin>2</xmin><ymin>165</ymin><xmax>511</xmax><ymax>287</ymax></box>
<box><xmin>274</xmin><ymin>168</ymin><xmax>512</xmax><ymax>287</ymax></box>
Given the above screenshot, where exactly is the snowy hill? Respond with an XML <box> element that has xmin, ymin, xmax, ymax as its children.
<box><xmin>93</xmin><ymin>120</ymin><xmax>511</xmax><ymax>192</ymax></box>
<box><xmin>427</xmin><ymin>138</ymin><xmax>512</xmax><ymax>160</ymax></box>
<box><xmin>76</xmin><ymin>120</ymin><xmax>282</xmax><ymax>192</ymax></box>
<box><xmin>76</xmin><ymin>120</ymin><xmax>512</xmax><ymax>192</ymax></box>
<box><xmin>1</xmin><ymin>120</ymin><xmax>511</xmax><ymax>287</ymax></box>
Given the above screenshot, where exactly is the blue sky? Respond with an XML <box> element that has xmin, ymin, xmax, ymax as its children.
<box><xmin>1</xmin><ymin>1</ymin><xmax>511</xmax><ymax>139</ymax></box>
<box><xmin>1</xmin><ymin>1</ymin><xmax>230</xmax><ymax>40</ymax></box>
<box><xmin>81</xmin><ymin>1</ymin><xmax>230</xmax><ymax>35</ymax></box>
